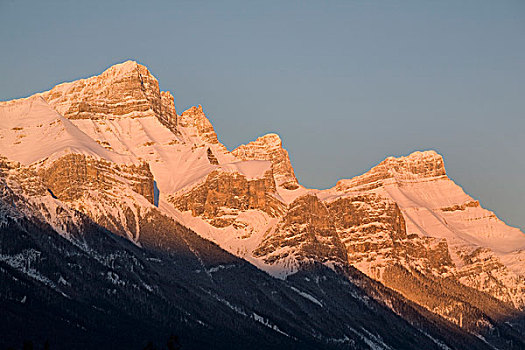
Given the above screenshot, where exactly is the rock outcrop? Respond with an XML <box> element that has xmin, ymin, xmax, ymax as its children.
<box><xmin>254</xmin><ymin>194</ymin><xmax>347</xmax><ymax>268</ymax></box>
<box><xmin>170</xmin><ymin>168</ymin><xmax>285</xmax><ymax>227</ymax></box>
<box><xmin>33</xmin><ymin>154</ymin><xmax>154</xmax><ymax>240</ymax></box>
<box><xmin>38</xmin><ymin>153</ymin><xmax>154</xmax><ymax>204</ymax></box>
<box><xmin>42</xmin><ymin>61</ymin><xmax>168</xmax><ymax>121</ymax></box>
<box><xmin>158</xmin><ymin>90</ymin><xmax>178</xmax><ymax>133</ymax></box>
<box><xmin>179</xmin><ymin>105</ymin><xmax>221</xmax><ymax>146</ymax></box>
<box><xmin>233</xmin><ymin>133</ymin><xmax>299</xmax><ymax>190</ymax></box>
<box><xmin>320</xmin><ymin>189</ymin><xmax>522</xmax><ymax>328</ymax></box>
<box><xmin>456</xmin><ymin>248</ymin><xmax>525</xmax><ymax>308</ymax></box>
<box><xmin>336</xmin><ymin>150</ymin><xmax>446</xmax><ymax>192</ymax></box>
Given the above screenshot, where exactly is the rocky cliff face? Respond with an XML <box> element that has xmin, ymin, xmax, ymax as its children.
<box><xmin>319</xmin><ymin>191</ymin><xmax>475</xmax><ymax>326</ymax></box>
<box><xmin>42</xmin><ymin>61</ymin><xmax>175</xmax><ymax>124</ymax></box>
<box><xmin>327</xmin><ymin>193</ymin><xmax>453</xmax><ymax>277</ymax></box>
<box><xmin>456</xmin><ymin>248</ymin><xmax>525</xmax><ymax>308</ymax></box>
<box><xmin>233</xmin><ymin>133</ymin><xmax>299</xmax><ymax>190</ymax></box>
<box><xmin>327</xmin><ymin>194</ymin><xmax>407</xmax><ymax>276</ymax></box>
<box><xmin>170</xmin><ymin>168</ymin><xmax>285</xmax><ymax>227</ymax></box>
<box><xmin>178</xmin><ymin>105</ymin><xmax>216</xmax><ymax>142</ymax></box>
<box><xmin>0</xmin><ymin>156</ymin><xmax>90</xmax><ymax>237</ymax></box>
<box><xmin>0</xmin><ymin>153</ymin><xmax>156</xmax><ymax>241</ymax></box>
<box><xmin>254</xmin><ymin>194</ymin><xmax>347</xmax><ymax>269</ymax></box>
<box><xmin>159</xmin><ymin>90</ymin><xmax>178</xmax><ymax>134</ymax></box>
<box><xmin>335</xmin><ymin>150</ymin><xmax>446</xmax><ymax>192</ymax></box>
<box><xmin>178</xmin><ymin>105</ymin><xmax>230</xmax><ymax>155</ymax></box>
<box><xmin>38</xmin><ymin>153</ymin><xmax>154</xmax><ymax>204</ymax></box>
<box><xmin>330</xmin><ymin>150</ymin><xmax>525</xmax><ymax>310</ymax></box>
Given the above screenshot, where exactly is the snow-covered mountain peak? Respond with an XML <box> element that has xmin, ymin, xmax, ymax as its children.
<box><xmin>323</xmin><ymin>148</ymin><xmax>525</xmax><ymax>309</ymax></box>
<box><xmin>233</xmin><ymin>132</ymin><xmax>299</xmax><ymax>190</ymax></box>
<box><xmin>70</xmin><ymin>60</ymin><xmax>151</xmax><ymax>86</ymax></box>
<box><xmin>40</xmin><ymin>60</ymin><xmax>165</xmax><ymax>121</ymax></box>
<box><xmin>335</xmin><ymin>150</ymin><xmax>446</xmax><ymax>192</ymax></box>
<box><xmin>252</xmin><ymin>133</ymin><xmax>283</xmax><ymax>147</ymax></box>
<box><xmin>236</xmin><ymin>133</ymin><xmax>284</xmax><ymax>149</ymax></box>
<box><xmin>100</xmin><ymin>60</ymin><xmax>144</xmax><ymax>78</ymax></box>
<box><xmin>385</xmin><ymin>149</ymin><xmax>441</xmax><ymax>161</ymax></box>
<box><xmin>377</xmin><ymin>150</ymin><xmax>446</xmax><ymax>178</ymax></box>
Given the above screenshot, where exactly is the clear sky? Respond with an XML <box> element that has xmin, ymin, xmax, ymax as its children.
<box><xmin>1</xmin><ymin>0</ymin><xmax>524</xmax><ymax>230</ymax></box>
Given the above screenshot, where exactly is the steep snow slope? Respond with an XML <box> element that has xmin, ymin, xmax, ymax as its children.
<box><xmin>333</xmin><ymin>151</ymin><xmax>525</xmax><ymax>262</ymax></box>
<box><xmin>39</xmin><ymin>61</ymin><xmax>262</xmax><ymax>197</ymax></box>
<box><xmin>329</xmin><ymin>151</ymin><xmax>525</xmax><ymax>308</ymax></box>
<box><xmin>26</xmin><ymin>61</ymin><xmax>289</xmax><ymax>268</ymax></box>
<box><xmin>0</xmin><ymin>61</ymin><xmax>288</xmax><ymax>270</ymax></box>
<box><xmin>0</xmin><ymin>96</ymin><xmax>136</xmax><ymax>166</ymax></box>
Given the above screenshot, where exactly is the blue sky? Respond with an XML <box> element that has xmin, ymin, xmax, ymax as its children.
<box><xmin>1</xmin><ymin>0</ymin><xmax>524</xmax><ymax>230</ymax></box>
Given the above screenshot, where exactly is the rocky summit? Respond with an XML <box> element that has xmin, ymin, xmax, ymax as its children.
<box><xmin>1</xmin><ymin>61</ymin><xmax>524</xmax><ymax>350</ymax></box>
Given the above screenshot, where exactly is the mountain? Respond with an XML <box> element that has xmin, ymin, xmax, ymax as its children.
<box><xmin>332</xmin><ymin>151</ymin><xmax>525</xmax><ymax>308</ymax></box>
<box><xmin>1</xmin><ymin>61</ymin><xmax>524</xmax><ymax>349</ymax></box>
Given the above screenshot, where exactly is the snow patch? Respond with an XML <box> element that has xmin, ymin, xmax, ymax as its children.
<box><xmin>290</xmin><ymin>286</ymin><xmax>323</xmax><ymax>307</ymax></box>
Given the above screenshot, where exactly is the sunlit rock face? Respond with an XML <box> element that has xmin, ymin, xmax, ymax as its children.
<box><xmin>179</xmin><ymin>105</ymin><xmax>221</xmax><ymax>145</ymax></box>
<box><xmin>33</xmin><ymin>154</ymin><xmax>155</xmax><ymax>240</ymax></box>
<box><xmin>456</xmin><ymin>248</ymin><xmax>525</xmax><ymax>308</ymax></box>
<box><xmin>159</xmin><ymin>90</ymin><xmax>178</xmax><ymax>133</ymax></box>
<box><xmin>327</xmin><ymin>193</ymin><xmax>453</xmax><ymax>275</ymax></box>
<box><xmin>253</xmin><ymin>194</ymin><xmax>347</xmax><ymax>269</ymax></box>
<box><xmin>233</xmin><ymin>133</ymin><xmax>299</xmax><ymax>190</ymax></box>
<box><xmin>330</xmin><ymin>150</ymin><xmax>525</xmax><ymax>310</ymax></box>
<box><xmin>38</xmin><ymin>153</ymin><xmax>154</xmax><ymax>204</ymax></box>
<box><xmin>0</xmin><ymin>154</ymin><xmax>146</xmax><ymax>241</ymax></box>
<box><xmin>329</xmin><ymin>194</ymin><xmax>407</xmax><ymax>244</ymax></box>
<box><xmin>42</xmin><ymin>61</ymin><xmax>172</xmax><ymax>121</ymax></box>
<box><xmin>335</xmin><ymin>150</ymin><xmax>446</xmax><ymax>192</ymax></box>
<box><xmin>327</xmin><ymin>193</ymin><xmax>409</xmax><ymax>277</ymax></box>
<box><xmin>322</xmin><ymin>191</ymin><xmax>468</xmax><ymax>325</ymax></box>
<box><xmin>170</xmin><ymin>168</ymin><xmax>286</xmax><ymax>227</ymax></box>
<box><xmin>0</xmin><ymin>156</ymin><xmax>92</xmax><ymax>238</ymax></box>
